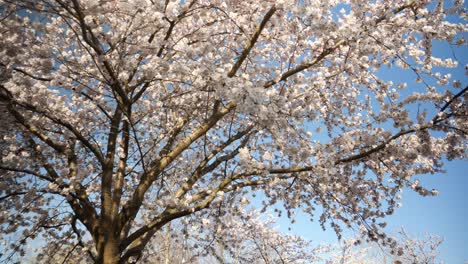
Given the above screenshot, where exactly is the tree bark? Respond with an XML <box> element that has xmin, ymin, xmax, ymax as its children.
<box><xmin>97</xmin><ymin>235</ymin><xmax>120</xmax><ymax>264</ymax></box>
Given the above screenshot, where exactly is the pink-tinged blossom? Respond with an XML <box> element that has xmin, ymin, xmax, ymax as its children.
<box><xmin>0</xmin><ymin>0</ymin><xmax>466</xmax><ymax>263</ymax></box>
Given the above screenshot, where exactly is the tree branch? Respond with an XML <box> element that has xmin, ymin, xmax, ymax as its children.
<box><xmin>0</xmin><ymin>86</ymin><xmax>105</xmax><ymax>164</ymax></box>
<box><xmin>68</xmin><ymin>0</ymin><xmax>131</xmax><ymax>106</ymax></box>
<box><xmin>71</xmin><ymin>215</ymin><xmax>97</xmax><ymax>262</ymax></box>
<box><xmin>263</xmin><ymin>1</ymin><xmax>418</xmax><ymax>88</ymax></box>
<box><xmin>174</xmin><ymin>124</ymin><xmax>255</xmax><ymax>199</ymax></box>
<box><xmin>227</xmin><ymin>6</ymin><xmax>277</xmax><ymax>77</ymax></box>
<box><xmin>13</xmin><ymin>67</ymin><xmax>52</xmax><ymax>82</ymax></box>
<box><xmin>0</xmin><ymin>87</ymin><xmax>67</xmax><ymax>153</ymax></box>
<box><xmin>118</xmin><ymin>102</ymin><xmax>236</xmax><ymax>241</ymax></box>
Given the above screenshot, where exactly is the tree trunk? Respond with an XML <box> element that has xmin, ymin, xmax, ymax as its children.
<box><xmin>97</xmin><ymin>235</ymin><xmax>121</xmax><ymax>264</ymax></box>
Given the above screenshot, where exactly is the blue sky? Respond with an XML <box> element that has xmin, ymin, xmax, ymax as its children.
<box><xmin>386</xmin><ymin>159</ymin><xmax>468</xmax><ymax>263</ymax></box>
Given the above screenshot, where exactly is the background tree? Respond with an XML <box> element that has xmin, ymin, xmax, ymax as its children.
<box><xmin>0</xmin><ymin>0</ymin><xmax>466</xmax><ymax>263</ymax></box>
<box><xmin>322</xmin><ymin>229</ymin><xmax>445</xmax><ymax>264</ymax></box>
<box><xmin>390</xmin><ymin>229</ymin><xmax>444</xmax><ymax>264</ymax></box>
<box><xmin>141</xmin><ymin>209</ymin><xmax>329</xmax><ymax>264</ymax></box>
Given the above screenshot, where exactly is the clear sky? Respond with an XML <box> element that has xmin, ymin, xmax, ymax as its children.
<box><xmin>386</xmin><ymin>159</ymin><xmax>468</xmax><ymax>263</ymax></box>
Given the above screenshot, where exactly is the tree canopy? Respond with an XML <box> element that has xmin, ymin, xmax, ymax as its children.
<box><xmin>0</xmin><ymin>0</ymin><xmax>466</xmax><ymax>263</ymax></box>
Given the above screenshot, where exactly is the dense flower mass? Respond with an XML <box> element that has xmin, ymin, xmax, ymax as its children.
<box><xmin>0</xmin><ymin>0</ymin><xmax>466</xmax><ymax>263</ymax></box>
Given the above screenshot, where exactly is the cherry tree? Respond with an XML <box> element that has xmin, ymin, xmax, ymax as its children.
<box><xmin>390</xmin><ymin>229</ymin><xmax>444</xmax><ymax>264</ymax></box>
<box><xmin>140</xmin><ymin>209</ymin><xmax>329</xmax><ymax>264</ymax></box>
<box><xmin>323</xmin><ymin>230</ymin><xmax>445</xmax><ymax>264</ymax></box>
<box><xmin>0</xmin><ymin>0</ymin><xmax>466</xmax><ymax>263</ymax></box>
